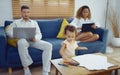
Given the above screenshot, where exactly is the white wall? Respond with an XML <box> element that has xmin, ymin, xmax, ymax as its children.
<box><xmin>0</xmin><ymin>0</ymin><xmax>107</xmax><ymax>27</ymax></box>
<box><xmin>0</xmin><ymin>0</ymin><xmax>13</xmax><ymax>26</ymax></box>
<box><xmin>116</xmin><ymin>0</ymin><xmax>120</xmax><ymax>13</ymax></box>
<box><xmin>75</xmin><ymin>0</ymin><xmax>107</xmax><ymax>28</ymax></box>
<box><xmin>116</xmin><ymin>0</ymin><xmax>120</xmax><ymax>36</ymax></box>
<box><xmin>106</xmin><ymin>0</ymin><xmax>119</xmax><ymax>44</ymax></box>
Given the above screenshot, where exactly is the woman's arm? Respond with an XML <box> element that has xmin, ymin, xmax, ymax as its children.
<box><xmin>70</xmin><ymin>18</ymin><xmax>80</xmax><ymax>28</ymax></box>
<box><xmin>91</xmin><ymin>20</ymin><xmax>101</xmax><ymax>28</ymax></box>
<box><xmin>77</xmin><ymin>27</ymin><xmax>82</xmax><ymax>30</ymax></box>
<box><xmin>91</xmin><ymin>24</ymin><xmax>98</xmax><ymax>29</ymax></box>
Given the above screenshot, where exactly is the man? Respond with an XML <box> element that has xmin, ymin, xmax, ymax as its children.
<box><xmin>6</xmin><ymin>5</ymin><xmax>52</xmax><ymax>75</ymax></box>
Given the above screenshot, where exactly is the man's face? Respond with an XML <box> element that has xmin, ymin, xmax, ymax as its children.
<box><xmin>21</xmin><ymin>9</ymin><xmax>30</xmax><ymax>20</ymax></box>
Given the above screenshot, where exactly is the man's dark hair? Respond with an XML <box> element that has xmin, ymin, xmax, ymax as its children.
<box><xmin>21</xmin><ymin>5</ymin><xmax>30</xmax><ymax>11</ymax></box>
<box><xmin>64</xmin><ymin>25</ymin><xmax>77</xmax><ymax>34</ymax></box>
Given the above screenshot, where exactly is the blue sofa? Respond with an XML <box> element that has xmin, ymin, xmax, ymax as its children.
<box><xmin>0</xmin><ymin>18</ymin><xmax>108</xmax><ymax>73</ymax></box>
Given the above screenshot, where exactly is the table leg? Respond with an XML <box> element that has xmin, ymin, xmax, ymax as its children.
<box><xmin>8</xmin><ymin>67</ymin><xmax>12</xmax><ymax>74</ymax></box>
<box><xmin>55</xmin><ymin>68</ymin><xmax>58</xmax><ymax>75</ymax></box>
<box><xmin>115</xmin><ymin>69</ymin><xmax>118</xmax><ymax>75</ymax></box>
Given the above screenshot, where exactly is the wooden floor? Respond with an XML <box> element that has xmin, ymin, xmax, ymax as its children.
<box><xmin>0</xmin><ymin>46</ymin><xmax>120</xmax><ymax>75</ymax></box>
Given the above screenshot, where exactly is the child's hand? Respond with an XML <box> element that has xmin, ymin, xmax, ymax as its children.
<box><xmin>76</xmin><ymin>47</ymin><xmax>88</xmax><ymax>50</ymax></box>
<box><xmin>80</xmin><ymin>47</ymin><xmax>88</xmax><ymax>50</ymax></box>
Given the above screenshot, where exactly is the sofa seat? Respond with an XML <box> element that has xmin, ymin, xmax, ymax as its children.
<box><xmin>6</xmin><ymin>38</ymin><xmax>64</xmax><ymax>67</ymax></box>
<box><xmin>6</xmin><ymin>45</ymin><xmax>43</xmax><ymax>68</ymax></box>
<box><xmin>43</xmin><ymin>38</ymin><xmax>64</xmax><ymax>59</ymax></box>
<box><xmin>78</xmin><ymin>41</ymin><xmax>104</xmax><ymax>55</ymax></box>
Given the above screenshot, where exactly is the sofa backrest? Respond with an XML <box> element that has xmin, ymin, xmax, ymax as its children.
<box><xmin>4</xmin><ymin>18</ymin><xmax>73</xmax><ymax>39</ymax></box>
<box><xmin>37</xmin><ymin>19</ymin><xmax>62</xmax><ymax>38</ymax></box>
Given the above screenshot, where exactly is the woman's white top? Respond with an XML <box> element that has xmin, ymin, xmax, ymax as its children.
<box><xmin>70</xmin><ymin>17</ymin><xmax>100</xmax><ymax>28</ymax></box>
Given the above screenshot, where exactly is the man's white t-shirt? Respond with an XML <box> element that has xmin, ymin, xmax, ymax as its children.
<box><xmin>6</xmin><ymin>19</ymin><xmax>42</xmax><ymax>41</ymax></box>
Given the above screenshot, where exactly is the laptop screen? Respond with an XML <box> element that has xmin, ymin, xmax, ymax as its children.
<box><xmin>13</xmin><ymin>27</ymin><xmax>36</xmax><ymax>39</ymax></box>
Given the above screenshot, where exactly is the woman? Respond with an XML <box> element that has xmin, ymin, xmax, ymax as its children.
<box><xmin>70</xmin><ymin>5</ymin><xmax>100</xmax><ymax>42</ymax></box>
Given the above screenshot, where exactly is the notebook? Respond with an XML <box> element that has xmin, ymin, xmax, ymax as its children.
<box><xmin>81</xmin><ymin>23</ymin><xmax>94</xmax><ymax>32</ymax></box>
<box><xmin>13</xmin><ymin>27</ymin><xmax>36</xmax><ymax>39</ymax></box>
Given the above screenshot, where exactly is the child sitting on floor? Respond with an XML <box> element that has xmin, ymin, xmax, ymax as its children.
<box><xmin>59</xmin><ymin>25</ymin><xmax>88</xmax><ymax>64</ymax></box>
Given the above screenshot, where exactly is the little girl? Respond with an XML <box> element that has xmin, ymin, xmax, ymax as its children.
<box><xmin>59</xmin><ymin>25</ymin><xmax>88</xmax><ymax>63</ymax></box>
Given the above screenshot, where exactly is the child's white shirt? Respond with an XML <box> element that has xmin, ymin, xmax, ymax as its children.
<box><xmin>62</xmin><ymin>40</ymin><xmax>78</xmax><ymax>57</ymax></box>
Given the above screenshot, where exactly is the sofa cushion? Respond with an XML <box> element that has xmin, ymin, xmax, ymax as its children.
<box><xmin>7</xmin><ymin>38</ymin><xmax>18</xmax><ymax>47</ymax></box>
<box><xmin>57</xmin><ymin>18</ymin><xmax>69</xmax><ymax>39</ymax></box>
<box><xmin>66</xmin><ymin>18</ymin><xmax>73</xmax><ymax>23</ymax></box>
<box><xmin>4</xmin><ymin>21</ymin><xmax>13</xmax><ymax>28</ymax></box>
<box><xmin>37</xmin><ymin>19</ymin><xmax>62</xmax><ymax>38</ymax></box>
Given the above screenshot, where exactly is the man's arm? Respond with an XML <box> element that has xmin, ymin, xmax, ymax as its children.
<box><xmin>6</xmin><ymin>22</ymin><xmax>17</xmax><ymax>38</ymax></box>
<box><xmin>34</xmin><ymin>21</ymin><xmax>42</xmax><ymax>40</ymax></box>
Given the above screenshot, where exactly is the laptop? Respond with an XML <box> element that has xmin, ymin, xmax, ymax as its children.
<box><xmin>81</xmin><ymin>23</ymin><xmax>95</xmax><ymax>32</ymax></box>
<box><xmin>13</xmin><ymin>27</ymin><xmax>36</xmax><ymax>40</ymax></box>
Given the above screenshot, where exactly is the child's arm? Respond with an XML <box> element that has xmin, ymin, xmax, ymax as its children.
<box><xmin>76</xmin><ymin>46</ymin><xmax>88</xmax><ymax>50</ymax></box>
<box><xmin>59</xmin><ymin>43</ymin><xmax>72</xmax><ymax>62</ymax></box>
<box><xmin>59</xmin><ymin>43</ymin><xmax>67</xmax><ymax>58</ymax></box>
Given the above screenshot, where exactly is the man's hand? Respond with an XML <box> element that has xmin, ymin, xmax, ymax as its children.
<box><xmin>29</xmin><ymin>38</ymin><xmax>36</xmax><ymax>42</ymax></box>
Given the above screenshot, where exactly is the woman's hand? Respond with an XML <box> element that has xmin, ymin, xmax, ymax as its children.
<box><xmin>76</xmin><ymin>27</ymin><xmax>82</xmax><ymax>32</ymax></box>
<box><xmin>91</xmin><ymin>24</ymin><xmax>97</xmax><ymax>29</ymax></box>
<box><xmin>77</xmin><ymin>27</ymin><xmax>82</xmax><ymax>30</ymax></box>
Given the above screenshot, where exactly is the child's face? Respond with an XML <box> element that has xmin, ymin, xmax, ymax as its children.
<box><xmin>82</xmin><ymin>8</ymin><xmax>89</xmax><ymax>18</ymax></box>
<box><xmin>65</xmin><ymin>30</ymin><xmax>76</xmax><ymax>42</ymax></box>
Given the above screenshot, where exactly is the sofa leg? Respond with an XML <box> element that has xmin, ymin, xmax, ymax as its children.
<box><xmin>8</xmin><ymin>67</ymin><xmax>12</xmax><ymax>74</ymax></box>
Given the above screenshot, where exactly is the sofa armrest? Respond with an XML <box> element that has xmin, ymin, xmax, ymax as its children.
<box><xmin>94</xmin><ymin>28</ymin><xmax>108</xmax><ymax>42</ymax></box>
<box><xmin>94</xmin><ymin>28</ymin><xmax>108</xmax><ymax>53</ymax></box>
<box><xmin>0</xmin><ymin>26</ymin><xmax>7</xmax><ymax>67</ymax></box>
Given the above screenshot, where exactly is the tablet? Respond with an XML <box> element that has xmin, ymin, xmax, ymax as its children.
<box><xmin>81</xmin><ymin>23</ymin><xmax>94</xmax><ymax>32</ymax></box>
<box><xmin>13</xmin><ymin>27</ymin><xmax>36</xmax><ymax>39</ymax></box>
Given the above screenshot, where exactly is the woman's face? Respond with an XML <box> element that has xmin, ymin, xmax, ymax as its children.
<box><xmin>82</xmin><ymin>8</ymin><xmax>89</xmax><ymax>18</ymax></box>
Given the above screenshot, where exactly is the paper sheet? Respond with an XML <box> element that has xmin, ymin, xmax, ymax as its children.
<box><xmin>72</xmin><ymin>54</ymin><xmax>114</xmax><ymax>70</ymax></box>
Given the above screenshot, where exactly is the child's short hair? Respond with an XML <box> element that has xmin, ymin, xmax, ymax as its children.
<box><xmin>64</xmin><ymin>25</ymin><xmax>77</xmax><ymax>34</ymax></box>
